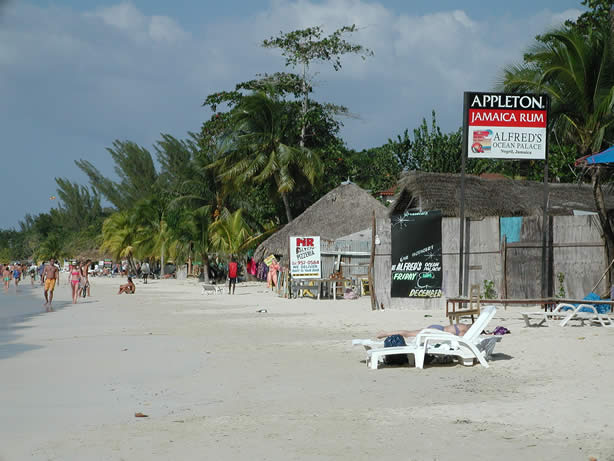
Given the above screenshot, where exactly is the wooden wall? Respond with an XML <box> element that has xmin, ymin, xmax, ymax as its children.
<box><xmin>376</xmin><ymin>215</ymin><xmax>608</xmax><ymax>310</ymax></box>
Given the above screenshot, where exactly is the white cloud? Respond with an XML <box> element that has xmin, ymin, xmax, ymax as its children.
<box><xmin>92</xmin><ymin>2</ymin><xmax>145</xmax><ymax>30</ymax></box>
<box><xmin>88</xmin><ymin>2</ymin><xmax>187</xmax><ymax>42</ymax></box>
<box><xmin>0</xmin><ymin>0</ymin><xmax>583</xmax><ymax>227</ymax></box>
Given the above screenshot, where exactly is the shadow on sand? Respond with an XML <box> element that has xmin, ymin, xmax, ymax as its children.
<box><xmin>0</xmin><ymin>286</ymin><xmax>70</xmax><ymax>360</ymax></box>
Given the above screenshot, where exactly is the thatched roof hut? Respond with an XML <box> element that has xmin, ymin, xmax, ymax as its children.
<box><xmin>254</xmin><ymin>183</ymin><xmax>389</xmax><ymax>260</ymax></box>
<box><xmin>391</xmin><ymin>171</ymin><xmax>613</xmax><ymax>217</ymax></box>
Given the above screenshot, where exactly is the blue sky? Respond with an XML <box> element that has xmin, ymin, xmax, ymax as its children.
<box><xmin>0</xmin><ymin>0</ymin><xmax>583</xmax><ymax>228</ymax></box>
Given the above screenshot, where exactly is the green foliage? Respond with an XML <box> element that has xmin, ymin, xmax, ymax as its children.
<box><xmin>557</xmin><ymin>272</ymin><xmax>566</xmax><ymax>298</ymax></box>
<box><xmin>76</xmin><ymin>140</ymin><xmax>159</xmax><ymax>210</ymax></box>
<box><xmin>501</xmin><ymin>25</ymin><xmax>614</xmax><ymax>155</ymax></box>
<box><xmin>54</xmin><ymin>178</ymin><xmax>104</xmax><ymax>232</ymax></box>
<box><xmin>483</xmin><ymin>280</ymin><xmax>497</xmax><ymax>299</ymax></box>
<box><xmin>210</xmin><ymin>92</ymin><xmax>323</xmax><ymax>221</ymax></box>
<box><xmin>262</xmin><ymin>25</ymin><xmax>373</xmax><ymax>71</ymax></box>
<box><xmin>36</xmin><ymin>234</ymin><xmax>68</xmax><ymax>261</ymax></box>
<box><xmin>565</xmin><ymin>0</ymin><xmax>614</xmax><ymax>33</ymax></box>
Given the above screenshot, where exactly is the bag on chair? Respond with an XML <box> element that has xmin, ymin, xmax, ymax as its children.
<box><xmin>383</xmin><ymin>334</ymin><xmax>408</xmax><ymax>365</ymax></box>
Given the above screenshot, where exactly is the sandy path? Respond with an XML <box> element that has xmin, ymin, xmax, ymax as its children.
<box><xmin>0</xmin><ymin>276</ymin><xmax>612</xmax><ymax>460</ymax></box>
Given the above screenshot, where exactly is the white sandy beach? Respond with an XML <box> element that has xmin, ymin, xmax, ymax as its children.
<box><xmin>0</xmin><ymin>276</ymin><xmax>613</xmax><ymax>460</ymax></box>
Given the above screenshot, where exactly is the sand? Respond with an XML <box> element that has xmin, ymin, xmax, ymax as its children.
<box><xmin>0</xmin><ymin>275</ymin><xmax>613</xmax><ymax>460</ymax></box>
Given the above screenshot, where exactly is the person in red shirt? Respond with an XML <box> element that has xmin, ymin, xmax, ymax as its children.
<box><xmin>228</xmin><ymin>257</ymin><xmax>238</xmax><ymax>295</ymax></box>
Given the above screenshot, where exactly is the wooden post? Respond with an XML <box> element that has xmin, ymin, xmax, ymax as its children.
<box><xmin>369</xmin><ymin>211</ymin><xmax>377</xmax><ymax>310</ymax></box>
<box><xmin>501</xmin><ymin>235</ymin><xmax>508</xmax><ymax>309</ymax></box>
<box><xmin>541</xmin><ymin>155</ymin><xmax>549</xmax><ymax>298</ymax></box>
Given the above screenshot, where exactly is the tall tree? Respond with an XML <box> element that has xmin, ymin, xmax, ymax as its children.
<box><xmin>76</xmin><ymin>140</ymin><xmax>159</xmax><ymax>210</ymax></box>
<box><xmin>133</xmin><ymin>196</ymin><xmax>171</xmax><ymax>276</ymax></box>
<box><xmin>263</xmin><ymin>25</ymin><xmax>372</xmax><ymax>147</ymax></box>
<box><xmin>54</xmin><ymin>178</ymin><xmax>103</xmax><ymax>232</ymax></box>
<box><xmin>211</xmin><ymin>92</ymin><xmax>322</xmax><ymax>222</ymax></box>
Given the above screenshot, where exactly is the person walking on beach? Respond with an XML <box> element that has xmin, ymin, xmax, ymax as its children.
<box><xmin>43</xmin><ymin>258</ymin><xmax>59</xmax><ymax>310</ymax></box>
<box><xmin>80</xmin><ymin>259</ymin><xmax>91</xmax><ymax>297</ymax></box>
<box><xmin>141</xmin><ymin>261</ymin><xmax>150</xmax><ymax>284</ymax></box>
<box><xmin>12</xmin><ymin>264</ymin><xmax>21</xmax><ymax>289</ymax></box>
<box><xmin>2</xmin><ymin>264</ymin><xmax>11</xmax><ymax>291</ymax></box>
<box><xmin>68</xmin><ymin>263</ymin><xmax>81</xmax><ymax>304</ymax></box>
<box><xmin>29</xmin><ymin>263</ymin><xmax>37</xmax><ymax>285</ymax></box>
<box><xmin>228</xmin><ymin>256</ymin><xmax>238</xmax><ymax>295</ymax></box>
<box><xmin>38</xmin><ymin>261</ymin><xmax>45</xmax><ymax>285</ymax></box>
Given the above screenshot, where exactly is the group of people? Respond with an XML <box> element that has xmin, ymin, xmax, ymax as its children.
<box><xmin>39</xmin><ymin>258</ymin><xmax>92</xmax><ymax>309</ymax></box>
<box><xmin>1</xmin><ymin>262</ymin><xmax>39</xmax><ymax>290</ymax></box>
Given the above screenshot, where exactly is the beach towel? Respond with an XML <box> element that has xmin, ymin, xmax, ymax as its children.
<box><xmin>561</xmin><ymin>292</ymin><xmax>611</xmax><ymax>314</ymax></box>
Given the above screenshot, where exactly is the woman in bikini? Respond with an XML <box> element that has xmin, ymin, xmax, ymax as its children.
<box><xmin>118</xmin><ymin>276</ymin><xmax>135</xmax><ymax>294</ymax></box>
<box><xmin>376</xmin><ymin>322</ymin><xmax>470</xmax><ymax>339</ymax></box>
<box><xmin>2</xmin><ymin>265</ymin><xmax>11</xmax><ymax>291</ymax></box>
<box><xmin>68</xmin><ymin>263</ymin><xmax>81</xmax><ymax>304</ymax></box>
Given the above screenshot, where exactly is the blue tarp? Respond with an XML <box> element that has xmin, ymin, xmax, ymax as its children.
<box><xmin>500</xmin><ymin>217</ymin><xmax>522</xmax><ymax>243</ymax></box>
<box><xmin>560</xmin><ymin>292</ymin><xmax>611</xmax><ymax>314</ymax></box>
<box><xmin>585</xmin><ymin>145</ymin><xmax>614</xmax><ymax>165</ymax></box>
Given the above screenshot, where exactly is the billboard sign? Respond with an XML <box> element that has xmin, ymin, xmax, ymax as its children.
<box><xmin>289</xmin><ymin>236</ymin><xmax>321</xmax><ymax>278</ymax></box>
<box><xmin>466</xmin><ymin>92</ymin><xmax>549</xmax><ymax>160</ymax></box>
<box><xmin>391</xmin><ymin>211</ymin><xmax>442</xmax><ymax>298</ymax></box>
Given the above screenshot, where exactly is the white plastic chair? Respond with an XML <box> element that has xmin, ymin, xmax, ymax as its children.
<box><xmin>559</xmin><ymin>304</ymin><xmax>614</xmax><ymax>327</ymax></box>
<box><xmin>365</xmin><ymin>306</ymin><xmax>500</xmax><ymax>369</ymax></box>
<box><xmin>521</xmin><ymin>303</ymin><xmax>577</xmax><ymax>327</ymax></box>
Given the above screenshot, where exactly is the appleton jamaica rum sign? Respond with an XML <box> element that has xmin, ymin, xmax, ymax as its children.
<box><xmin>465</xmin><ymin>92</ymin><xmax>549</xmax><ymax>160</ymax></box>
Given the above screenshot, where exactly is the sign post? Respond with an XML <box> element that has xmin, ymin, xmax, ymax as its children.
<box><xmin>463</xmin><ymin>92</ymin><xmax>550</xmax><ymax>297</ymax></box>
<box><xmin>289</xmin><ymin>236</ymin><xmax>321</xmax><ymax>279</ymax></box>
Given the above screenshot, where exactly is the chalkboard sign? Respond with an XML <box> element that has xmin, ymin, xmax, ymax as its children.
<box><xmin>391</xmin><ymin>211</ymin><xmax>442</xmax><ymax>298</ymax></box>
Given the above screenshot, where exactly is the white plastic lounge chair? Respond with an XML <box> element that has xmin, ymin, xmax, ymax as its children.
<box><xmin>365</xmin><ymin>305</ymin><xmax>500</xmax><ymax>370</ymax></box>
<box><xmin>521</xmin><ymin>303</ymin><xmax>578</xmax><ymax>327</ymax></box>
<box><xmin>352</xmin><ymin>339</ymin><xmax>384</xmax><ymax>351</ymax></box>
<box><xmin>201</xmin><ymin>284</ymin><xmax>224</xmax><ymax>295</ymax></box>
<box><xmin>559</xmin><ymin>304</ymin><xmax>614</xmax><ymax>327</ymax></box>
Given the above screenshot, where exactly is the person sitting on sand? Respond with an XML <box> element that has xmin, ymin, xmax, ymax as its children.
<box><xmin>118</xmin><ymin>276</ymin><xmax>136</xmax><ymax>294</ymax></box>
<box><xmin>376</xmin><ymin>322</ymin><xmax>471</xmax><ymax>339</ymax></box>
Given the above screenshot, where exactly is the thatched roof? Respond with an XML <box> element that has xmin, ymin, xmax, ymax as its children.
<box><xmin>391</xmin><ymin>171</ymin><xmax>613</xmax><ymax>217</ymax></box>
<box><xmin>254</xmin><ymin>183</ymin><xmax>388</xmax><ymax>260</ymax></box>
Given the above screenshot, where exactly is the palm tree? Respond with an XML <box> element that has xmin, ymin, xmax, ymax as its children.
<box><xmin>133</xmin><ymin>196</ymin><xmax>171</xmax><ymax>277</ymax></box>
<box><xmin>209</xmin><ymin>209</ymin><xmax>278</xmax><ymax>278</ymax></box>
<box><xmin>211</xmin><ymin>92</ymin><xmax>322</xmax><ymax>223</ymax></box>
<box><xmin>501</xmin><ymin>26</ymin><xmax>614</xmax><ymax>154</ymax></box>
<box><xmin>166</xmin><ymin>205</ymin><xmax>213</xmax><ymax>282</ymax></box>
<box><xmin>100</xmin><ymin>211</ymin><xmax>138</xmax><ymax>272</ymax></box>
<box><xmin>500</xmin><ymin>24</ymin><xmax>614</xmax><ymax>283</ymax></box>
<box><xmin>209</xmin><ymin>209</ymin><xmax>252</xmax><ymax>256</ymax></box>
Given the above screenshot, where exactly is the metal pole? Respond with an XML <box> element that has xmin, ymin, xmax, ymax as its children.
<box><xmin>541</xmin><ymin>95</ymin><xmax>550</xmax><ymax>298</ymax></box>
<box><xmin>459</xmin><ymin>92</ymin><xmax>469</xmax><ymax>296</ymax></box>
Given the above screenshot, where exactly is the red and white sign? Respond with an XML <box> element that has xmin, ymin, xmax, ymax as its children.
<box><xmin>466</xmin><ymin>93</ymin><xmax>548</xmax><ymax>160</ymax></box>
<box><xmin>289</xmin><ymin>236</ymin><xmax>321</xmax><ymax>278</ymax></box>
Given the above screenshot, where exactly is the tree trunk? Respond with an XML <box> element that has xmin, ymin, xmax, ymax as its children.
<box><xmin>281</xmin><ymin>191</ymin><xmax>293</xmax><ymax>223</ymax></box>
<box><xmin>203</xmin><ymin>252</ymin><xmax>211</xmax><ymax>283</ymax></box>
<box><xmin>300</xmin><ymin>61</ymin><xmax>308</xmax><ymax>148</ymax></box>
<box><xmin>127</xmin><ymin>252</ymin><xmax>138</xmax><ymax>276</ymax></box>
<box><xmin>591</xmin><ymin>168</ymin><xmax>614</xmax><ymax>290</ymax></box>
<box><xmin>161</xmin><ymin>242</ymin><xmax>165</xmax><ymax>277</ymax></box>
